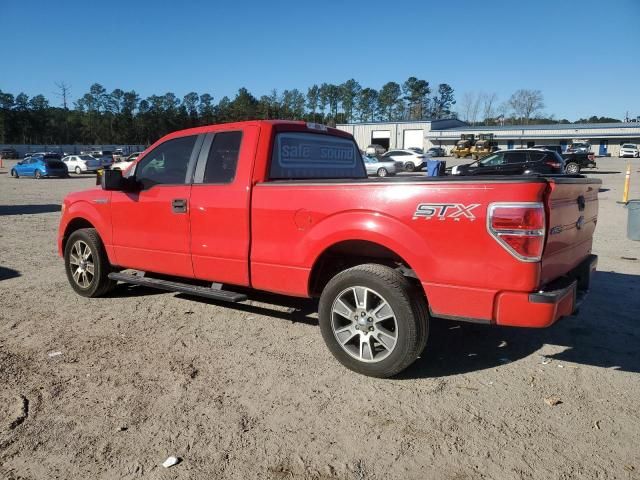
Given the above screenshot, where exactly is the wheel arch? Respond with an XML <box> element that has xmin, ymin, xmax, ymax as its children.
<box><xmin>308</xmin><ymin>239</ymin><xmax>422</xmax><ymax>298</ymax></box>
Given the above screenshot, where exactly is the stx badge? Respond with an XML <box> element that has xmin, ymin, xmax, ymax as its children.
<box><xmin>413</xmin><ymin>203</ymin><xmax>481</xmax><ymax>221</ymax></box>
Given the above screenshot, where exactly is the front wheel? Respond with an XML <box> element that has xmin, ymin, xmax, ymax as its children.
<box><xmin>64</xmin><ymin>228</ymin><xmax>117</xmax><ymax>297</ymax></box>
<box><xmin>377</xmin><ymin>167</ymin><xmax>388</xmax><ymax>177</ymax></box>
<box><xmin>404</xmin><ymin>162</ymin><xmax>416</xmax><ymax>172</ymax></box>
<box><xmin>10</xmin><ymin>169</ymin><xmax>19</xmax><ymax>178</ymax></box>
<box><xmin>565</xmin><ymin>162</ymin><xmax>580</xmax><ymax>174</ymax></box>
<box><xmin>318</xmin><ymin>264</ymin><xmax>429</xmax><ymax>378</ymax></box>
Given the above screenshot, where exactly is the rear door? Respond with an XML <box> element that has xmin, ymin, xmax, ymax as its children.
<box><xmin>502</xmin><ymin>151</ymin><xmax>527</xmax><ymax>174</ymax></box>
<box><xmin>110</xmin><ymin>134</ymin><xmax>203</xmax><ymax>278</ymax></box>
<box><xmin>189</xmin><ymin>125</ymin><xmax>259</xmax><ymax>286</ymax></box>
<box><xmin>541</xmin><ymin>179</ymin><xmax>600</xmax><ymax>285</ymax></box>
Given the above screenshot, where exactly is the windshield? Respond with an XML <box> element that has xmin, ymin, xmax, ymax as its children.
<box><xmin>622</xmin><ymin>144</ymin><xmax>636</xmax><ymax>149</ymax></box>
<box><xmin>269</xmin><ymin>132</ymin><xmax>365</xmax><ymax>180</ymax></box>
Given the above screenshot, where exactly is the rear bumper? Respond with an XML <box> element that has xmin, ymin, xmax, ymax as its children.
<box><xmin>495</xmin><ymin>254</ymin><xmax>597</xmax><ymax>327</ymax></box>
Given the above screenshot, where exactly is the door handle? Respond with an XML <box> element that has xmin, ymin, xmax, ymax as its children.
<box><xmin>172</xmin><ymin>198</ymin><xmax>188</xmax><ymax>214</ymax></box>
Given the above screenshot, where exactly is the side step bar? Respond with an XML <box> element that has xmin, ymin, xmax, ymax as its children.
<box><xmin>108</xmin><ymin>272</ymin><xmax>248</xmax><ymax>303</ymax></box>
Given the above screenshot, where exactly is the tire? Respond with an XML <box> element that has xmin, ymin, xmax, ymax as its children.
<box><xmin>75</xmin><ymin>166</ymin><xmax>82</xmax><ymax>175</ymax></box>
<box><xmin>405</xmin><ymin>162</ymin><xmax>416</xmax><ymax>172</ymax></box>
<box><xmin>565</xmin><ymin>162</ymin><xmax>580</xmax><ymax>174</ymax></box>
<box><xmin>34</xmin><ymin>169</ymin><xmax>42</xmax><ymax>179</ymax></box>
<box><xmin>318</xmin><ymin>264</ymin><xmax>429</xmax><ymax>378</ymax></box>
<box><xmin>377</xmin><ymin>167</ymin><xmax>388</xmax><ymax>177</ymax></box>
<box><xmin>64</xmin><ymin>228</ymin><xmax>117</xmax><ymax>298</ymax></box>
<box><xmin>10</xmin><ymin>169</ymin><xmax>18</xmax><ymax>178</ymax></box>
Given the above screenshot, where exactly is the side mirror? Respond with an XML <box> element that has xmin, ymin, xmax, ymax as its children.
<box><xmin>101</xmin><ymin>169</ymin><xmax>125</xmax><ymax>191</ymax></box>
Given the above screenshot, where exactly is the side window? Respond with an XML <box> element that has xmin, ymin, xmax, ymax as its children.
<box><xmin>528</xmin><ymin>152</ymin><xmax>545</xmax><ymax>162</ymax></box>
<box><xmin>504</xmin><ymin>152</ymin><xmax>526</xmax><ymax>163</ymax></box>
<box><xmin>135</xmin><ymin>135</ymin><xmax>197</xmax><ymax>189</ymax></box>
<box><xmin>203</xmin><ymin>131</ymin><xmax>242</xmax><ymax>184</ymax></box>
<box><xmin>480</xmin><ymin>153</ymin><xmax>504</xmax><ymax>166</ymax></box>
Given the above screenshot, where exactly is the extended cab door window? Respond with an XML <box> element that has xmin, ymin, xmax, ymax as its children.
<box><xmin>135</xmin><ymin>135</ymin><xmax>198</xmax><ymax>189</ymax></box>
<box><xmin>193</xmin><ymin>131</ymin><xmax>242</xmax><ymax>184</ymax></box>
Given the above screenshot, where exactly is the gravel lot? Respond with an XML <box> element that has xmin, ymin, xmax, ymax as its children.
<box><xmin>1</xmin><ymin>158</ymin><xmax>639</xmax><ymax>480</ymax></box>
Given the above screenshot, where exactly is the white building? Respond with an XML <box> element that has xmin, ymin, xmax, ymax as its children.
<box><xmin>337</xmin><ymin>120</ymin><xmax>640</xmax><ymax>157</ymax></box>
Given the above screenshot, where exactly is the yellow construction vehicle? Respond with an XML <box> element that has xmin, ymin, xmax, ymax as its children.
<box><xmin>471</xmin><ymin>134</ymin><xmax>498</xmax><ymax>159</ymax></box>
<box><xmin>451</xmin><ymin>134</ymin><xmax>475</xmax><ymax>158</ymax></box>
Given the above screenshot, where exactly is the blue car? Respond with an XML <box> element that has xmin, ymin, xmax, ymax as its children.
<box><xmin>10</xmin><ymin>153</ymin><xmax>69</xmax><ymax>179</ymax></box>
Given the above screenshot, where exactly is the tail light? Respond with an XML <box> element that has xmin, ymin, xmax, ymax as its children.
<box><xmin>487</xmin><ymin>203</ymin><xmax>545</xmax><ymax>262</ymax></box>
<box><xmin>588</xmin><ymin>153</ymin><xmax>595</xmax><ymax>161</ymax></box>
<box><xmin>544</xmin><ymin>160</ymin><xmax>562</xmax><ymax>169</ymax></box>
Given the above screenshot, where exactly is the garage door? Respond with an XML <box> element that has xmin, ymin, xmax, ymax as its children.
<box><xmin>403</xmin><ymin>129</ymin><xmax>423</xmax><ymax>150</ymax></box>
<box><xmin>371</xmin><ymin>130</ymin><xmax>391</xmax><ymax>150</ymax></box>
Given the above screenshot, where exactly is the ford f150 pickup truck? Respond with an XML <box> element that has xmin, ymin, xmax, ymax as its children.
<box><xmin>58</xmin><ymin>121</ymin><xmax>600</xmax><ymax>377</ymax></box>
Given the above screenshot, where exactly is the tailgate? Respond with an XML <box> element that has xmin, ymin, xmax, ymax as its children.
<box><xmin>540</xmin><ymin>177</ymin><xmax>600</xmax><ymax>285</ymax></box>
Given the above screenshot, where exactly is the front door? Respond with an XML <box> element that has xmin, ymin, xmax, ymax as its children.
<box><xmin>599</xmin><ymin>140</ymin><xmax>608</xmax><ymax>156</ymax></box>
<box><xmin>16</xmin><ymin>158</ymin><xmax>35</xmax><ymax>176</ymax></box>
<box><xmin>110</xmin><ymin>134</ymin><xmax>202</xmax><ymax>278</ymax></box>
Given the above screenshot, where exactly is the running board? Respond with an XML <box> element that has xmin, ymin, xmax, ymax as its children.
<box><xmin>108</xmin><ymin>272</ymin><xmax>248</xmax><ymax>303</ymax></box>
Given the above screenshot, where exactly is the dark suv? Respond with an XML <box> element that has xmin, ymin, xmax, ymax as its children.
<box><xmin>1</xmin><ymin>147</ymin><xmax>19</xmax><ymax>159</ymax></box>
<box><xmin>451</xmin><ymin>149</ymin><xmax>565</xmax><ymax>176</ymax></box>
<box><xmin>534</xmin><ymin>145</ymin><xmax>596</xmax><ymax>174</ymax></box>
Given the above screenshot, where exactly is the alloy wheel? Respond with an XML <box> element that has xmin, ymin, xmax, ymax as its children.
<box><xmin>69</xmin><ymin>240</ymin><xmax>95</xmax><ymax>288</ymax></box>
<box><xmin>330</xmin><ymin>286</ymin><xmax>398</xmax><ymax>363</ymax></box>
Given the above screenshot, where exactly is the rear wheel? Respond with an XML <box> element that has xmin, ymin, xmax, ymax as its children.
<box><xmin>405</xmin><ymin>162</ymin><xmax>416</xmax><ymax>172</ymax></box>
<box><xmin>34</xmin><ymin>169</ymin><xmax>42</xmax><ymax>179</ymax></box>
<box><xmin>75</xmin><ymin>166</ymin><xmax>82</xmax><ymax>175</ymax></box>
<box><xmin>64</xmin><ymin>228</ymin><xmax>117</xmax><ymax>297</ymax></box>
<box><xmin>565</xmin><ymin>162</ymin><xmax>580</xmax><ymax>174</ymax></box>
<box><xmin>318</xmin><ymin>264</ymin><xmax>428</xmax><ymax>378</ymax></box>
<box><xmin>10</xmin><ymin>169</ymin><xmax>18</xmax><ymax>178</ymax></box>
<box><xmin>377</xmin><ymin>167</ymin><xmax>388</xmax><ymax>177</ymax></box>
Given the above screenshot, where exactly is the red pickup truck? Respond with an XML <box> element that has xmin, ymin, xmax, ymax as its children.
<box><xmin>58</xmin><ymin>121</ymin><xmax>599</xmax><ymax>377</ymax></box>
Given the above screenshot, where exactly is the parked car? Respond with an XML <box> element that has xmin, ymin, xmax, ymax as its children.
<box><xmin>534</xmin><ymin>145</ymin><xmax>597</xmax><ymax>174</ymax></box>
<box><xmin>99</xmin><ymin>151</ymin><xmax>114</xmax><ymax>168</ymax></box>
<box><xmin>11</xmin><ymin>153</ymin><xmax>68</xmax><ymax>179</ymax></box>
<box><xmin>365</xmin><ymin>144</ymin><xmax>386</xmax><ymax>155</ymax></box>
<box><xmin>62</xmin><ymin>154</ymin><xmax>102</xmax><ymax>174</ymax></box>
<box><xmin>619</xmin><ymin>143</ymin><xmax>639</xmax><ymax>158</ymax></box>
<box><xmin>451</xmin><ymin>149</ymin><xmax>565</xmax><ymax>176</ymax></box>
<box><xmin>0</xmin><ymin>147</ymin><xmax>19</xmax><ymax>159</ymax></box>
<box><xmin>363</xmin><ymin>154</ymin><xmax>397</xmax><ymax>177</ymax></box>
<box><xmin>58</xmin><ymin>120</ymin><xmax>599</xmax><ymax>378</ymax></box>
<box><xmin>111</xmin><ymin>152</ymin><xmax>141</xmax><ymax>171</ymax></box>
<box><xmin>427</xmin><ymin>147</ymin><xmax>446</xmax><ymax>157</ymax></box>
<box><xmin>381</xmin><ymin>149</ymin><xmax>426</xmax><ymax>172</ymax></box>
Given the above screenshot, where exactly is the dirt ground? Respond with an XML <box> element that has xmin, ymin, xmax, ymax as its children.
<box><xmin>1</xmin><ymin>158</ymin><xmax>639</xmax><ymax>480</ymax></box>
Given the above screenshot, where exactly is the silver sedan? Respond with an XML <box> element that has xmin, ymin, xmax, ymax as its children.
<box><xmin>363</xmin><ymin>155</ymin><xmax>397</xmax><ymax>177</ymax></box>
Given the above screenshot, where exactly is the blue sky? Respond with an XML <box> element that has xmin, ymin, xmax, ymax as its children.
<box><xmin>2</xmin><ymin>0</ymin><xmax>639</xmax><ymax>120</ymax></box>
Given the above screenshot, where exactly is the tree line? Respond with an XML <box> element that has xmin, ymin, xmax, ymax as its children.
<box><xmin>0</xmin><ymin>78</ymin><xmax>456</xmax><ymax>145</ymax></box>
<box><xmin>458</xmin><ymin>89</ymin><xmax>623</xmax><ymax>126</ymax></box>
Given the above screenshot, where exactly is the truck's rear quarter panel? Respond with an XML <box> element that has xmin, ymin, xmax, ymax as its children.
<box><xmin>251</xmin><ymin>179</ymin><xmax>553</xmax><ymax>322</ymax></box>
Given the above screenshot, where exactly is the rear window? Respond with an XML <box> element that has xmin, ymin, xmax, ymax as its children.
<box><xmin>45</xmin><ymin>159</ymin><xmax>65</xmax><ymax>168</ymax></box>
<box><xmin>269</xmin><ymin>132</ymin><xmax>365</xmax><ymax>180</ymax></box>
